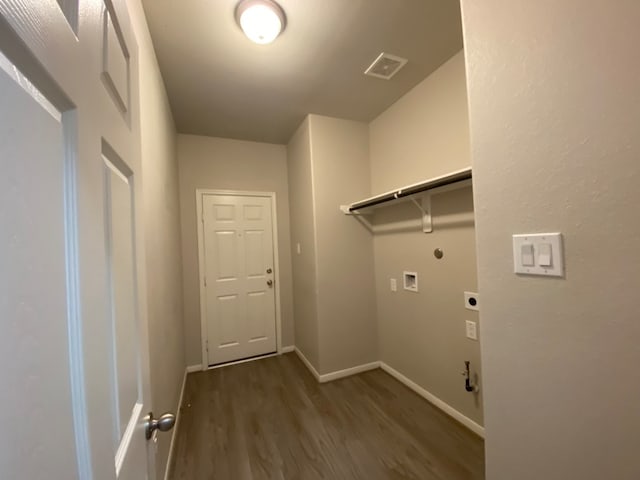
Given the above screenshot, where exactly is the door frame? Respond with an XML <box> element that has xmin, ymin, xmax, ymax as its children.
<box><xmin>195</xmin><ymin>188</ymin><xmax>283</xmax><ymax>370</ymax></box>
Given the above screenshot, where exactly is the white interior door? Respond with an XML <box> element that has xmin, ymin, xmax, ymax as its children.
<box><xmin>0</xmin><ymin>1</ymin><xmax>155</xmax><ymax>479</ymax></box>
<box><xmin>201</xmin><ymin>193</ymin><xmax>278</xmax><ymax>365</ymax></box>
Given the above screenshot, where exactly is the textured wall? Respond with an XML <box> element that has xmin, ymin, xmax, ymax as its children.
<box><xmin>461</xmin><ymin>1</ymin><xmax>640</xmax><ymax>478</ymax></box>
<box><xmin>369</xmin><ymin>52</ymin><xmax>482</xmax><ymax>426</ymax></box>
<box><xmin>177</xmin><ymin>134</ymin><xmax>295</xmax><ymax>367</ymax></box>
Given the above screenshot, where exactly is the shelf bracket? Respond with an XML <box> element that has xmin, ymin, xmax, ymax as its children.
<box><xmin>339</xmin><ymin>205</ymin><xmax>354</xmax><ymax>214</ymax></box>
<box><xmin>339</xmin><ymin>205</ymin><xmax>373</xmax><ymax>232</ymax></box>
<box><xmin>410</xmin><ymin>195</ymin><xmax>432</xmax><ymax>233</ymax></box>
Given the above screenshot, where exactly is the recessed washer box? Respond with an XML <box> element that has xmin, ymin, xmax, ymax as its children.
<box><xmin>403</xmin><ymin>271</ymin><xmax>418</xmax><ymax>292</ymax></box>
<box><xmin>464</xmin><ymin>291</ymin><xmax>479</xmax><ymax>311</ymax></box>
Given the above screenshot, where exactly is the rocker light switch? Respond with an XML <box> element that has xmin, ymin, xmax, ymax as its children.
<box><xmin>521</xmin><ymin>244</ymin><xmax>534</xmax><ymax>266</ymax></box>
<box><xmin>513</xmin><ymin>233</ymin><xmax>564</xmax><ymax>277</ymax></box>
<box><xmin>538</xmin><ymin>243</ymin><xmax>552</xmax><ymax>267</ymax></box>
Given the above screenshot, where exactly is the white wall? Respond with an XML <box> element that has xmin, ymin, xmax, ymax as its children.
<box><xmin>177</xmin><ymin>134</ymin><xmax>295</xmax><ymax>367</ymax></box>
<box><xmin>369</xmin><ymin>52</ymin><xmax>482</xmax><ymax>426</ymax></box>
<box><xmin>461</xmin><ymin>1</ymin><xmax>640</xmax><ymax>478</ymax></box>
<box><xmin>130</xmin><ymin>1</ymin><xmax>185</xmax><ymax>477</ymax></box>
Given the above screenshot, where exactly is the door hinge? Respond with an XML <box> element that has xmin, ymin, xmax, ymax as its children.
<box><xmin>206</xmin><ymin>340</ymin><xmax>209</xmax><ymax>352</ymax></box>
<box><xmin>204</xmin><ymin>276</ymin><xmax>207</xmax><ymax>287</ymax></box>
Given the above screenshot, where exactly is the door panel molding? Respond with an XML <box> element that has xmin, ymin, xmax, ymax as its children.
<box><xmin>196</xmin><ymin>189</ymin><xmax>283</xmax><ymax>370</ymax></box>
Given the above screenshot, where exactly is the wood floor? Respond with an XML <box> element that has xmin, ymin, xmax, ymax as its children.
<box><xmin>169</xmin><ymin>353</ymin><xmax>485</xmax><ymax>480</ymax></box>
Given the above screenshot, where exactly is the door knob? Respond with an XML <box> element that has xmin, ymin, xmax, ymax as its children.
<box><xmin>145</xmin><ymin>411</ymin><xmax>176</xmax><ymax>440</ymax></box>
<box><xmin>267</xmin><ymin>279</ymin><xmax>273</xmax><ymax>287</ymax></box>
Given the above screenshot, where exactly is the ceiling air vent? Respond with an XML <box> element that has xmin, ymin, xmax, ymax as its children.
<box><xmin>364</xmin><ymin>52</ymin><xmax>408</xmax><ymax>80</ymax></box>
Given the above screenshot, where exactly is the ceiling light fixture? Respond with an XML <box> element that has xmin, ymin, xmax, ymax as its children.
<box><xmin>235</xmin><ymin>0</ymin><xmax>286</xmax><ymax>45</ymax></box>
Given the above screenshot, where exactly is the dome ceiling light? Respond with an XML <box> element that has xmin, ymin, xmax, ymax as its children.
<box><xmin>235</xmin><ymin>0</ymin><xmax>286</xmax><ymax>45</ymax></box>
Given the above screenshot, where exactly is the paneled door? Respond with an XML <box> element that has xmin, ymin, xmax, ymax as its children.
<box><xmin>200</xmin><ymin>193</ymin><xmax>278</xmax><ymax>366</ymax></box>
<box><xmin>0</xmin><ymin>1</ymin><xmax>161</xmax><ymax>479</ymax></box>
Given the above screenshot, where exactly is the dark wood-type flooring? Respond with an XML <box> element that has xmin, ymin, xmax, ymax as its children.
<box><xmin>169</xmin><ymin>353</ymin><xmax>485</xmax><ymax>480</ymax></box>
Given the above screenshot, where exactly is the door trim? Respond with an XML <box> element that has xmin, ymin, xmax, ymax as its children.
<box><xmin>195</xmin><ymin>189</ymin><xmax>283</xmax><ymax>370</ymax></box>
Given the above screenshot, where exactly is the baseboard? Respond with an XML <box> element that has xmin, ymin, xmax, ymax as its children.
<box><xmin>163</xmin><ymin>366</ymin><xmax>189</xmax><ymax>480</ymax></box>
<box><xmin>194</xmin><ymin>348</ymin><xmax>483</xmax><ymax>438</ymax></box>
<box><xmin>379</xmin><ymin>362</ymin><xmax>485</xmax><ymax>438</ymax></box>
<box><xmin>319</xmin><ymin>361</ymin><xmax>380</xmax><ymax>383</ymax></box>
<box><xmin>294</xmin><ymin>347</ymin><xmax>321</xmax><ymax>381</ymax></box>
<box><xmin>294</xmin><ymin>347</ymin><xmax>380</xmax><ymax>383</ymax></box>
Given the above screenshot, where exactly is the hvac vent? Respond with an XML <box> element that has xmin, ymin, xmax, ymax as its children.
<box><xmin>364</xmin><ymin>52</ymin><xmax>408</xmax><ymax>80</ymax></box>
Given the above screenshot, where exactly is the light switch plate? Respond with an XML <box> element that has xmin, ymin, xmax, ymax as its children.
<box><xmin>512</xmin><ymin>233</ymin><xmax>564</xmax><ymax>277</ymax></box>
<box><xmin>465</xmin><ymin>320</ymin><xmax>478</xmax><ymax>341</ymax></box>
<box><xmin>390</xmin><ymin>278</ymin><xmax>397</xmax><ymax>292</ymax></box>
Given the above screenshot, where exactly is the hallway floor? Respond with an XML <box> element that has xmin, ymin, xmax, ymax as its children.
<box><xmin>169</xmin><ymin>353</ymin><xmax>485</xmax><ymax>480</ymax></box>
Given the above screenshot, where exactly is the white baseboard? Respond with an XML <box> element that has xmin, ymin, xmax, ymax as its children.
<box><xmin>186</xmin><ymin>364</ymin><xmax>202</xmax><ymax>373</ymax></box>
<box><xmin>294</xmin><ymin>347</ymin><xmax>321</xmax><ymax>381</ymax></box>
<box><xmin>163</xmin><ymin>366</ymin><xmax>189</xmax><ymax>480</ymax></box>
<box><xmin>209</xmin><ymin>345</ymin><xmax>484</xmax><ymax>438</ymax></box>
<box><xmin>319</xmin><ymin>361</ymin><xmax>380</xmax><ymax>383</ymax></box>
<box><xmin>379</xmin><ymin>362</ymin><xmax>485</xmax><ymax>438</ymax></box>
<box><xmin>294</xmin><ymin>347</ymin><xmax>380</xmax><ymax>383</ymax></box>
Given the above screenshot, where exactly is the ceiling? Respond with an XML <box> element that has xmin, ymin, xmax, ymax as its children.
<box><xmin>142</xmin><ymin>0</ymin><xmax>463</xmax><ymax>144</ymax></box>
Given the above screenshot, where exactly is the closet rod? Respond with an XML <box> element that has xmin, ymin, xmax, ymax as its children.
<box><xmin>348</xmin><ymin>167</ymin><xmax>472</xmax><ymax>213</ymax></box>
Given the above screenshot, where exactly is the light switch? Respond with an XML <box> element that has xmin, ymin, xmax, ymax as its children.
<box><xmin>538</xmin><ymin>243</ymin><xmax>552</xmax><ymax>266</ymax></box>
<box><xmin>521</xmin><ymin>243</ymin><xmax>534</xmax><ymax>266</ymax></box>
<box><xmin>513</xmin><ymin>233</ymin><xmax>564</xmax><ymax>277</ymax></box>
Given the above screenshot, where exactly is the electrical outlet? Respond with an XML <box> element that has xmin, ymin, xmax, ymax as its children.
<box><xmin>465</xmin><ymin>320</ymin><xmax>478</xmax><ymax>341</ymax></box>
<box><xmin>390</xmin><ymin>278</ymin><xmax>397</xmax><ymax>292</ymax></box>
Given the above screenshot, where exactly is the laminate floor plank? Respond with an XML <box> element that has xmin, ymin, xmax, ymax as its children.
<box><xmin>169</xmin><ymin>353</ymin><xmax>485</xmax><ymax>480</ymax></box>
